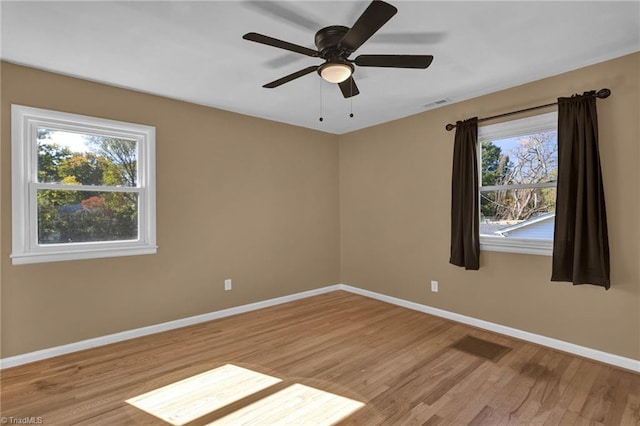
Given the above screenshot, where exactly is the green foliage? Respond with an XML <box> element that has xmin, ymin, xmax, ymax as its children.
<box><xmin>58</xmin><ymin>153</ymin><xmax>104</xmax><ymax>185</ymax></box>
<box><xmin>480</xmin><ymin>141</ymin><xmax>510</xmax><ymax>218</ymax></box>
<box><xmin>85</xmin><ymin>136</ymin><xmax>137</xmax><ymax>186</ymax></box>
<box><xmin>38</xmin><ymin>192</ymin><xmax>137</xmax><ymax>243</ymax></box>
<box><xmin>37</xmin><ymin>142</ymin><xmax>72</xmax><ymax>182</ymax></box>
<box><xmin>481</xmin><ymin>141</ymin><xmax>504</xmax><ymax>186</ymax></box>
<box><xmin>36</xmin><ymin>136</ymin><xmax>138</xmax><ymax>244</ymax></box>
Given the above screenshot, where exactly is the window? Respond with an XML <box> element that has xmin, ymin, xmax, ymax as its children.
<box><xmin>11</xmin><ymin>105</ymin><xmax>156</xmax><ymax>264</ymax></box>
<box><xmin>478</xmin><ymin>112</ymin><xmax>557</xmax><ymax>256</ymax></box>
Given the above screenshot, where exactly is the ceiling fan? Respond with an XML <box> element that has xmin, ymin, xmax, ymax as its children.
<box><xmin>242</xmin><ymin>0</ymin><xmax>434</xmax><ymax>98</ymax></box>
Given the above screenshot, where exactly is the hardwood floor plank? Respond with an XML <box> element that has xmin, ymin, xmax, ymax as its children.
<box><xmin>420</xmin><ymin>414</ymin><xmax>445</xmax><ymax>426</ymax></box>
<box><xmin>467</xmin><ymin>405</ymin><xmax>494</xmax><ymax>426</ymax></box>
<box><xmin>620</xmin><ymin>392</ymin><xmax>640</xmax><ymax>426</ymax></box>
<box><xmin>444</xmin><ymin>363</ymin><xmax>502</xmax><ymax>423</ymax></box>
<box><xmin>1</xmin><ymin>291</ymin><xmax>638</xmax><ymax>425</ymax></box>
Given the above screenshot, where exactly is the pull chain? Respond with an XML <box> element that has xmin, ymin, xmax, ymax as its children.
<box><xmin>319</xmin><ymin>79</ymin><xmax>324</xmax><ymax>122</ymax></box>
<box><xmin>318</xmin><ymin>78</ymin><xmax>356</xmax><ymax>121</ymax></box>
<box><xmin>349</xmin><ymin>78</ymin><xmax>354</xmax><ymax>118</ymax></box>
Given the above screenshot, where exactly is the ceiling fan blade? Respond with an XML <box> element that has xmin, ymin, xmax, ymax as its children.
<box><xmin>263</xmin><ymin>66</ymin><xmax>319</xmax><ymax>88</ymax></box>
<box><xmin>243</xmin><ymin>32</ymin><xmax>319</xmax><ymax>58</ymax></box>
<box><xmin>338</xmin><ymin>76</ymin><xmax>360</xmax><ymax>98</ymax></box>
<box><xmin>339</xmin><ymin>0</ymin><xmax>397</xmax><ymax>53</ymax></box>
<box><xmin>355</xmin><ymin>54</ymin><xmax>434</xmax><ymax>69</ymax></box>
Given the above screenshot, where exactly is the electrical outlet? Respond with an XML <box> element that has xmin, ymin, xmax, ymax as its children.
<box><xmin>431</xmin><ymin>280</ymin><xmax>438</xmax><ymax>292</ymax></box>
<box><xmin>224</xmin><ymin>278</ymin><xmax>232</xmax><ymax>291</ymax></box>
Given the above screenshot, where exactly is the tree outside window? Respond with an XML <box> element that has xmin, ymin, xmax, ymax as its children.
<box><xmin>36</xmin><ymin>130</ymin><xmax>139</xmax><ymax>244</ymax></box>
<box><xmin>480</xmin><ymin>132</ymin><xmax>557</xmax><ymax>225</ymax></box>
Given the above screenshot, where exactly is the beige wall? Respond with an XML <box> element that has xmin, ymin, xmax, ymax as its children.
<box><xmin>2</xmin><ymin>53</ymin><xmax>639</xmax><ymax>362</ymax></box>
<box><xmin>339</xmin><ymin>53</ymin><xmax>640</xmax><ymax>360</ymax></box>
<box><xmin>1</xmin><ymin>62</ymin><xmax>340</xmax><ymax>357</ymax></box>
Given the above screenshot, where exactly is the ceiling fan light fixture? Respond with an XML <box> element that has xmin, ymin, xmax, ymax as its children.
<box><xmin>319</xmin><ymin>62</ymin><xmax>353</xmax><ymax>83</ymax></box>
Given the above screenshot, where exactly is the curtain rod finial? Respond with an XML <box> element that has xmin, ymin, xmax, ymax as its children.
<box><xmin>596</xmin><ymin>88</ymin><xmax>611</xmax><ymax>99</ymax></box>
<box><xmin>445</xmin><ymin>123</ymin><xmax>455</xmax><ymax>131</ymax></box>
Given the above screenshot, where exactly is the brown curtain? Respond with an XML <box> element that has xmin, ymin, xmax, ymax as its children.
<box><xmin>450</xmin><ymin>117</ymin><xmax>480</xmax><ymax>270</ymax></box>
<box><xmin>552</xmin><ymin>92</ymin><xmax>610</xmax><ymax>289</ymax></box>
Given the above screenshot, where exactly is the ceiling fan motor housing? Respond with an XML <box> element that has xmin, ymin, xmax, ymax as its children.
<box><xmin>314</xmin><ymin>26</ymin><xmax>351</xmax><ymax>59</ymax></box>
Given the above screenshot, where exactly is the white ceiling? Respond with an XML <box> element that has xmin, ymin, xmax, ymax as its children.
<box><xmin>2</xmin><ymin>1</ymin><xmax>639</xmax><ymax>134</ymax></box>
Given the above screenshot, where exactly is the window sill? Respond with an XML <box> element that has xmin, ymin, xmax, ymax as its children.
<box><xmin>480</xmin><ymin>236</ymin><xmax>552</xmax><ymax>256</ymax></box>
<box><xmin>11</xmin><ymin>244</ymin><xmax>157</xmax><ymax>265</ymax></box>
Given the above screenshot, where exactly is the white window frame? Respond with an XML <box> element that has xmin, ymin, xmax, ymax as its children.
<box><xmin>11</xmin><ymin>105</ymin><xmax>157</xmax><ymax>265</ymax></box>
<box><xmin>478</xmin><ymin>111</ymin><xmax>557</xmax><ymax>256</ymax></box>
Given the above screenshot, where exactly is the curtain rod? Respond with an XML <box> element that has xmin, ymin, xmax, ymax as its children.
<box><xmin>444</xmin><ymin>88</ymin><xmax>611</xmax><ymax>131</ymax></box>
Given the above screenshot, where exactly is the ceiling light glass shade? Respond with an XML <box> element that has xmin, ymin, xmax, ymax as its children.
<box><xmin>319</xmin><ymin>63</ymin><xmax>352</xmax><ymax>83</ymax></box>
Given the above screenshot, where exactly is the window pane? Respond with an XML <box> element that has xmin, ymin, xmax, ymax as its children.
<box><xmin>480</xmin><ymin>188</ymin><xmax>556</xmax><ymax>239</ymax></box>
<box><xmin>37</xmin><ymin>129</ymin><xmax>138</xmax><ymax>187</ymax></box>
<box><xmin>37</xmin><ymin>190</ymin><xmax>138</xmax><ymax>244</ymax></box>
<box><xmin>480</xmin><ymin>131</ymin><xmax>558</xmax><ymax>187</ymax></box>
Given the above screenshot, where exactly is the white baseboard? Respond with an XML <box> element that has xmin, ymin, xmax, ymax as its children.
<box><xmin>338</xmin><ymin>284</ymin><xmax>640</xmax><ymax>373</ymax></box>
<box><xmin>0</xmin><ymin>285</ymin><xmax>341</xmax><ymax>369</ymax></box>
<box><xmin>2</xmin><ymin>283</ymin><xmax>638</xmax><ymax>372</ymax></box>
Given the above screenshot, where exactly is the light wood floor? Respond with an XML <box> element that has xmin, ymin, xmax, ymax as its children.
<box><xmin>1</xmin><ymin>291</ymin><xmax>639</xmax><ymax>425</ymax></box>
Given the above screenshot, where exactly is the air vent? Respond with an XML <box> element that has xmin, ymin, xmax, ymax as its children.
<box><xmin>423</xmin><ymin>98</ymin><xmax>451</xmax><ymax>109</ymax></box>
<box><xmin>451</xmin><ymin>335</ymin><xmax>512</xmax><ymax>363</ymax></box>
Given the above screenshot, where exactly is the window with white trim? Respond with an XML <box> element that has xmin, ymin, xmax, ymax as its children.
<box><xmin>478</xmin><ymin>112</ymin><xmax>557</xmax><ymax>256</ymax></box>
<box><xmin>11</xmin><ymin>105</ymin><xmax>156</xmax><ymax>265</ymax></box>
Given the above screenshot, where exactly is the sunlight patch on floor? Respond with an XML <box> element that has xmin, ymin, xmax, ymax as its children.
<box><xmin>126</xmin><ymin>364</ymin><xmax>282</xmax><ymax>425</ymax></box>
<box><xmin>206</xmin><ymin>383</ymin><xmax>365</xmax><ymax>425</ymax></box>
